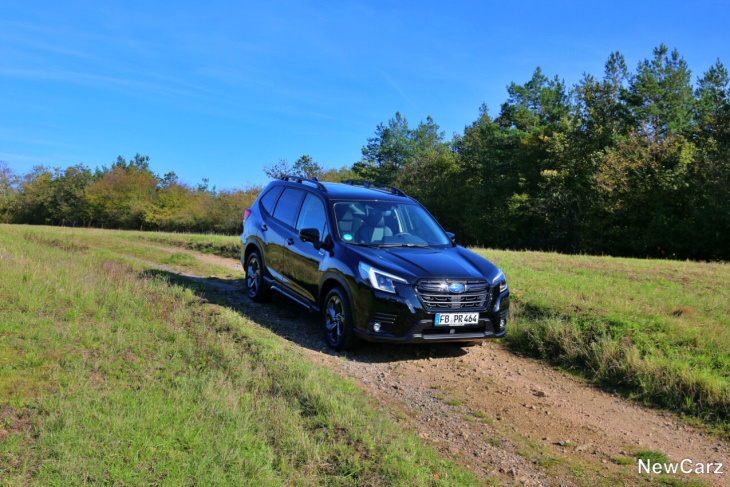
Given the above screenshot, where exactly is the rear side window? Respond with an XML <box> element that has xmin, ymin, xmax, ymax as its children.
<box><xmin>272</xmin><ymin>188</ymin><xmax>305</xmax><ymax>227</ymax></box>
<box><xmin>260</xmin><ymin>186</ymin><xmax>283</xmax><ymax>214</ymax></box>
<box><xmin>296</xmin><ymin>193</ymin><xmax>327</xmax><ymax>236</ymax></box>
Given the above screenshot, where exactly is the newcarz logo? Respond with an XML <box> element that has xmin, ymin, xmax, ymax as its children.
<box><xmin>638</xmin><ymin>459</ymin><xmax>724</xmax><ymax>475</ymax></box>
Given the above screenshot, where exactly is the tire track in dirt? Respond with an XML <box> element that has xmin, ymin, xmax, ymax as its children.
<box><xmin>117</xmin><ymin>241</ymin><xmax>730</xmax><ymax>486</ymax></box>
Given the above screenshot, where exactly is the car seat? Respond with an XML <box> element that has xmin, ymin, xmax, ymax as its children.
<box><xmin>355</xmin><ymin>209</ymin><xmax>393</xmax><ymax>244</ymax></box>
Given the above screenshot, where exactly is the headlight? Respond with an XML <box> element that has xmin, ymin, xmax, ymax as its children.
<box><xmin>358</xmin><ymin>262</ymin><xmax>407</xmax><ymax>294</ymax></box>
<box><xmin>493</xmin><ymin>270</ymin><xmax>508</xmax><ymax>293</ymax></box>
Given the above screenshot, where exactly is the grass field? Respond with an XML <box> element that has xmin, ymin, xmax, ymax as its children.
<box><xmin>473</xmin><ymin>249</ymin><xmax>730</xmax><ymax>435</ymax></box>
<box><xmin>90</xmin><ymin>226</ymin><xmax>730</xmax><ymax>436</ymax></box>
<box><xmin>0</xmin><ymin>225</ymin><xmax>475</xmax><ymax>485</ymax></box>
<box><xmin>1</xmin><ymin>225</ymin><xmax>728</xmax><ymax>484</ymax></box>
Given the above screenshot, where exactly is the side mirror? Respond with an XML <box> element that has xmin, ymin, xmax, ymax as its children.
<box><xmin>320</xmin><ymin>234</ymin><xmax>334</xmax><ymax>251</ymax></box>
<box><xmin>299</xmin><ymin>228</ymin><xmax>320</xmax><ymax>245</ymax></box>
<box><xmin>446</xmin><ymin>232</ymin><xmax>456</xmax><ymax>243</ymax></box>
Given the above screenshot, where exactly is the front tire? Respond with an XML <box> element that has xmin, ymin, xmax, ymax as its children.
<box><xmin>245</xmin><ymin>251</ymin><xmax>270</xmax><ymax>302</ymax></box>
<box><xmin>322</xmin><ymin>287</ymin><xmax>357</xmax><ymax>351</ymax></box>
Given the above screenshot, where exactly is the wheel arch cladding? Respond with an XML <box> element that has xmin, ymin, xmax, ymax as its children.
<box><xmin>319</xmin><ymin>274</ymin><xmax>353</xmax><ymax>310</ymax></box>
<box><xmin>244</xmin><ymin>242</ymin><xmax>261</xmax><ymax>268</ymax></box>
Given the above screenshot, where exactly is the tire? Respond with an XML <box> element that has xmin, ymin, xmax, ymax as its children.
<box><xmin>245</xmin><ymin>251</ymin><xmax>270</xmax><ymax>302</ymax></box>
<box><xmin>322</xmin><ymin>287</ymin><xmax>358</xmax><ymax>351</ymax></box>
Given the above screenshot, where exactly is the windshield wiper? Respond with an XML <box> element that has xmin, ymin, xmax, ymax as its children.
<box><xmin>347</xmin><ymin>242</ymin><xmax>381</xmax><ymax>248</ymax></box>
<box><xmin>377</xmin><ymin>243</ymin><xmax>431</xmax><ymax>248</ymax></box>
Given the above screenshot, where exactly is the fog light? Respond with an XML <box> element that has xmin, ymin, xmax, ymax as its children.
<box><xmin>373</xmin><ymin>322</ymin><xmax>381</xmax><ymax>333</ymax></box>
<box><xmin>499</xmin><ymin>319</ymin><xmax>506</xmax><ymax>330</ymax></box>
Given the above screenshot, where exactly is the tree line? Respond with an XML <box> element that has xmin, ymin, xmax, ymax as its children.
<box><xmin>0</xmin><ymin>154</ymin><xmax>352</xmax><ymax>234</ymax></box>
<box><xmin>0</xmin><ymin>155</ymin><xmax>259</xmax><ymax>234</ymax></box>
<box><xmin>1</xmin><ymin>45</ymin><xmax>728</xmax><ymax>259</ymax></box>
<box><xmin>356</xmin><ymin>45</ymin><xmax>729</xmax><ymax>261</ymax></box>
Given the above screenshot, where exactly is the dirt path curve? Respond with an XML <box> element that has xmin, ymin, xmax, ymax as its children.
<box><xmin>121</xmin><ymin>241</ymin><xmax>730</xmax><ymax>486</ymax></box>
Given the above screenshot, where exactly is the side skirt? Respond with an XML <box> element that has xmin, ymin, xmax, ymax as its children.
<box><xmin>268</xmin><ymin>282</ymin><xmax>319</xmax><ymax>313</ymax></box>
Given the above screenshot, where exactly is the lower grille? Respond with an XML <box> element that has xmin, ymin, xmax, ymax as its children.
<box><xmin>422</xmin><ymin>325</ymin><xmax>486</xmax><ymax>336</ymax></box>
<box><xmin>371</xmin><ymin>312</ymin><xmax>397</xmax><ymax>325</ymax></box>
<box><xmin>416</xmin><ymin>279</ymin><xmax>491</xmax><ymax>310</ymax></box>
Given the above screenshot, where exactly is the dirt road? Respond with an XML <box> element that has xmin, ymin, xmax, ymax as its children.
<box><xmin>124</xmin><ymin>243</ymin><xmax>730</xmax><ymax>486</ymax></box>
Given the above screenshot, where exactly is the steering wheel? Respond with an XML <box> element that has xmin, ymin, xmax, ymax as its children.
<box><xmin>392</xmin><ymin>232</ymin><xmax>412</xmax><ymax>238</ymax></box>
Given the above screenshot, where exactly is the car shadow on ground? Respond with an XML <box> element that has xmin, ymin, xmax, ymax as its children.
<box><xmin>141</xmin><ymin>269</ymin><xmax>468</xmax><ymax>364</ymax></box>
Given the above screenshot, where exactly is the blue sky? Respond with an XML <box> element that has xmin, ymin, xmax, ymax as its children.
<box><xmin>1</xmin><ymin>0</ymin><xmax>728</xmax><ymax>189</ymax></box>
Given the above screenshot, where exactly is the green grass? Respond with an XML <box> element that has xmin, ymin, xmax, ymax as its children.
<box><xmin>612</xmin><ymin>456</ymin><xmax>635</xmax><ymax>465</ymax></box>
<box><xmin>654</xmin><ymin>477</ymin><xmax>707</xmax><ymax>487</ymax></box>
<box><xmin>17</xmin><ymin>227</ymin><xmax>236</xmax><ymax>279</ymax></box>
<box><xmin>123</xmin><ymin>229</ymin><xmax>241</xmax><ymax>259</ymax></box>
<box><xmin>472</xmin><ymin>248</ymin><xmax>730</xmax><ymax>436</ymax></box>
<box><xmin>161</xmin><ymin>252</ymin><xmax>199</xmax><ymax>266</ymax></box>
<box><xmin>0</xmin><ymin>225</ymin><xmax>475</xmax><ymax>485</ymax></box>
<box><xmin>633</xmin><ymin>449</ymin><xmax>670</xmax><ymax>464</ymax></box>
<box><xmin>537</xmin><ymin>456</ymin><xmax>566</xmax><ymax>469</ymax></box>
<box><xmin>6</xmin><ymin>225</ymin><xmax>730</xmax><ymax>438</ymax></box>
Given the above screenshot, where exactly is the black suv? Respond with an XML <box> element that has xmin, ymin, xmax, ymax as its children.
<box><xmin>241</xmin><ymin>176</ymin><xmax>509</xmax><ymax>350</ymax></box>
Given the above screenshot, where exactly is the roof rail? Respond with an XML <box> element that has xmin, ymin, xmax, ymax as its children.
<box><xmin>342</xmin><ymin>179</ymin><xmax>407</xmax><ymax>197</ymax></box>
<box><xmin>280</xmin><ymin>175</ymin><xmax>327</xmax><ymax>192</ymax></box>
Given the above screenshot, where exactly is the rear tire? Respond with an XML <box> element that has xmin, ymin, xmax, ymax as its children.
<box><xmin>322</xmin><ymin>287</ymin><xmax>357</xmax><ymax>351</ymax></box>
<box><xmin>245</xmin><ymin>250</ymin><xmax>270</xmax><ymax>302</ymax></box>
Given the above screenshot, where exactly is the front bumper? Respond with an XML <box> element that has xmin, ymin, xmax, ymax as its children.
<box><xmin>352</xmin><ymin>281</ymin><xmax>509</xmax><ymax>344</ymax></box>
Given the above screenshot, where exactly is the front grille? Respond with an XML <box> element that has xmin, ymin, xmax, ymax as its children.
<box><xmin>416</xmin><ymin>279</ymin><xmax>491</xmax><ymax>310</ymax></box>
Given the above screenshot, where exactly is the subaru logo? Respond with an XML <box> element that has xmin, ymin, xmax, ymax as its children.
<box><xmin>448</xmin><ymin>283</ymin><xmax>465</xmax><ymax>293</ymax></box>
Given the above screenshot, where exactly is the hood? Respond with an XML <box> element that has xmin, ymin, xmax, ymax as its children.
<box><xmin>348</xmin><ymin>245</ymin><xmax>501</xmax><ymax>283</ymax></box>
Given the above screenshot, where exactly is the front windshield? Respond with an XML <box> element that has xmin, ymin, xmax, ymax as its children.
<box><xmin>333</xmin><ymin>201</ymin><xmax>451</xmax><ymax>247</ymax></box>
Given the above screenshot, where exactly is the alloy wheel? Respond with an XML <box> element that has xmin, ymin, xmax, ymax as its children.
<box><xmin>247</xmin><ymin>256</ymin><xmax>261</xmax><ymax>297</ymax></box>
<box><xmin>325</xmin><ymin>295</ymin><xmax>345</xmax><ymax>345</ymax></box>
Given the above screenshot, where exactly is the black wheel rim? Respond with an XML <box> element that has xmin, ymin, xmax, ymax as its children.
<box><xmin>247</xmin><ymin>257</ymin><xmax>260</xmax><ymax>297</ymax></box>
<box><xmin>325</xmin><ymin>295</ymin><xmax>344</xmax><ymax>345</ymax></box>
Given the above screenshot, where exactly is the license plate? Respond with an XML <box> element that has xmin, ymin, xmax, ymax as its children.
<box><xmin>434</xmin><ymin>312</ymin><xmax>479</xmax><ymax>326</ymax></box>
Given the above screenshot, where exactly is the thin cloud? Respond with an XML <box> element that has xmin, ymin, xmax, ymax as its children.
<box><xmin>378</xmin><ymin>70</ymin><xmax>420</xmax><ymax>112</ymax></box>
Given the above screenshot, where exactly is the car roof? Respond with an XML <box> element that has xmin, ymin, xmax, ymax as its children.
<box><xmin>269</xmin><ymin>180</ymin><xmax>413</xmax><ymax>203</ymax></box>
<box><xmin>320</xmin><ymin>182</ymin><xmax>412</xmax><ymax>201</ymax></box>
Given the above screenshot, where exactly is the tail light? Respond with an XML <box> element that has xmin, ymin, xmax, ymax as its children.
<box><xmin>243</xmin><ymin>208</ymin><xmax>252</xmax><ymax>225</ymax></box>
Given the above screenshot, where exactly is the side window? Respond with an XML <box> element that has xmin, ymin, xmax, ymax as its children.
<box><xmin>272</xmin><ymin>188</ymin><xmax>305</xmax><ymax>227</ymax></box>
<box><xmin>296</xmin><ymin>193</ymin><xmax>327</xmax><ymax>236</ymax></box>
<box><xmin>260</xmin><ymin>186</ymin><xmax>283</xmax><ymax>214</ymax></box>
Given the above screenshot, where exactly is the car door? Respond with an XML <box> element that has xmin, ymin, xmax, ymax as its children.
<box><xmin>285</xmin><ymin>192</ymin><xmax>328</xmax><ymax>303</ymax></box>
<box><xmin>266</xmin><ymin>187</ymin><xmax>306</xmax><ymax>291</ymax></box>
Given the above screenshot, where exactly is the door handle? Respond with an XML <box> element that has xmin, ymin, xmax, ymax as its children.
<box><xmin>260</xmin><ymin>224</ymin><xmax>267</xmax><ymax>231</ymax></box>
<box><xmin>287</xmin><ymin>237</ymin><xmax>294</xmax><ymax>245</ymax></box>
